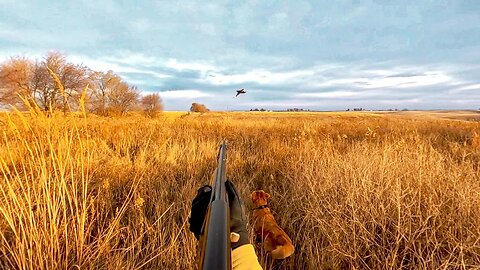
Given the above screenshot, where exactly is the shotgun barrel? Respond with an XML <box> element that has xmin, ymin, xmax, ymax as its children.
<box><xmin>198</xmin><ymin>141</ymin><xmax>231</xmax><ymax>270</ymax></box>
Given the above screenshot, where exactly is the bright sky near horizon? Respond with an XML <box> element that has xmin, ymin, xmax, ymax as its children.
<box><xmin>1</xmin><ymin>0</ymin><xmax>479</xmax><ymax>111</ymax></box>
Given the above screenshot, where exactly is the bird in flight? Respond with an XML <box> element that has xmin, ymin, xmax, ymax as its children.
<box><xmin>235</xmin><ymin>88</ymin><xmax>246</xmax><ymax>97</ymax></box>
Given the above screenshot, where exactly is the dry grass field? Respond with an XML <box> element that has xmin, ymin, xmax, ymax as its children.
<box><xmin>1</xmin><ymin>108</ymin><xmax>480</xmax><ymax>269</ymax></box>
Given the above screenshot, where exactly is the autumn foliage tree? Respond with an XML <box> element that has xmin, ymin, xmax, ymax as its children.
<box><xmin>190</xmin><ymin>102</ymin><xmax>209</xmax><ymax>113</ymax></box>
<box><xmin>0</xmin><ymin>57</ymin><xmax>35</xmax><ymax>108</ymax></box>
<box><xmin>141</xmin><ymin>93</ymin><xmax>163</xmax><ymax>117</ymax></box>
<box><xmin>40</xmin><ymin>52</ymin><xmax>92</xmax><ymax>113</ymax></box>
<box><xmin>0</xmin><ymin>52</ymin><xmax>144</xmax><ymax>116</ymax></box>
<box><xmin>0</xmin><ymin>52</ymin><xmax>91</xmax><ymax>112</ymax></box>
<box><xmin>106</xmin><ymin>84</ymin><xmax>139</xmax><ymax>115</ymax></box>
<box><xmin>90</xmin><ymin>71</ymin><xmax>126</xmax><ymax>115</ymax></box>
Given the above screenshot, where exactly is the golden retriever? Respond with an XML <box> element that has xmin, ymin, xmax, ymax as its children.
<box><xmin>251</xmin><ymin>190</ymin><xmax>295</xmax><ymax>259</ymax></box>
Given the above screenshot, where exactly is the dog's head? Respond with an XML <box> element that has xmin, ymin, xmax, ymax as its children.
<box><xmin>251</xmin><ymin>190</ymin><xmax>271</xmax><ymax>206</ymax></box>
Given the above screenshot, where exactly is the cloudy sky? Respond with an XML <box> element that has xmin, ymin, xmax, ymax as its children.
<box><xmin>1</xmin><ymin>0</ymin><xmax>479</xmax><ymax>110</ymax></box>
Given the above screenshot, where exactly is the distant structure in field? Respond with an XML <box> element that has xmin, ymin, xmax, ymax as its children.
<box><xmin>347</xmin><ymin>108</ymin><xmax>366</xmax><ymax>111</ymax></box>
<box><xmin>286</xmin><ymin>108</ymin><xmax>310</xmax><ymax>112</ymax></box>
<box><xmin>249</xmin><ymin>108</ymin><xmax>272</xmax><ymax>112</ymax></box>
<box><xmin>235</xmin><ymin>88</ymin><xmax>246</xmax><ymax>97</ymax></box>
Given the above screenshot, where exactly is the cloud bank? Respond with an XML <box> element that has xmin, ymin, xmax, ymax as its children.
<box><xmin>1</xmin><ymin>0</ymin><xmax>479</xmax><ymax>110</ymax></box>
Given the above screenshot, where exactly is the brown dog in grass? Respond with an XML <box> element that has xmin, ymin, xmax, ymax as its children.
<box><xmin>251</xmin><ymin>190</ymin><xmax>295</xmax><ymax>260</ymax></box>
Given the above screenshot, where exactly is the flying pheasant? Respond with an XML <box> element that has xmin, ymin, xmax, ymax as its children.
<box><xmin>235</xmin><ymin>88</ymin><xmax>246</xmax><ymax>97</ymax></box>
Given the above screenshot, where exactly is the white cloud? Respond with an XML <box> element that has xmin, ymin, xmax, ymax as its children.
<box><xmin>311</xmin><ymin>69</ymin><xmax>453</xmax><ymax>89</ymax></box>
<box><xmin>239</xmin><ymin>100</ymin><xmax>321</xmax><ymax>108</ymax></box>
<box><xmin>203</xmin><ymin>69</ymin><xmax>314</xmax><ymax>85</ymax></box>
<box><xmin>295</xmin><ymin>91</ymin><xmax>361</xmax><ymax>98</ymax></box>
<box><xmin>165</xmin><ymin>59</ymin><xmax>218</xmax><ymax>72</ymax></box>
<box><xmin>68</xmin><ymin>55</ymin><xmax>171</xmax><ymax>80</ymax></box>
<box><xmin>363</xmin><ymin>69</ymin><xmax>397</xmax><ymax>76</ymax></box>
<box><xmin>158</xmin><ymin>89</ymin><xmax>213</xmax><ymax>99</ymax></box>
<box><xmin>451</xmin><ymin>99</ymin><xmax>480</xmax><ymax>105</ymax></box>
<box><xmin>139</xmin><ymin>71</ymin><xmax>171</xmax><ymax>79</ymax></box>
<box><xmin>392</xmin><ymin>72</ymin><xmax>451</xmax><ymax>88</ymax></box>
<box><xmin>457</xmin><ymin>83</ymin><xmax>480</xmax><ymax>91</ymax></box>
<box><xmin>198</xmin><ymin>65</ymin><xmax>455</xmax><ymax>92</ymax></box>
<box><xmin>103</xmin><ymin>52</ymin><xmax>157</xmax><ymax>66</ymax></box>
<box><xmin>377</xmin><ymin>98</ymin><xmax>422</xmax><ymax>105</ymax></box>
<box><xmin>69</xmin><ymin>55</ymin><xmax>138</xmax><ymax>73</ymax></box>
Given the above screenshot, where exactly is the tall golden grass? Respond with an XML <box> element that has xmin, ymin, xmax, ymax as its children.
<box><xmin>1</xmin><ymin>108</ymin><xmax>480</xmax><ymax>269</ymax></box>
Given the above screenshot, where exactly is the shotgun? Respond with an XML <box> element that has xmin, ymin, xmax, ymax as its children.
<box><xmin>198</xmin><ymin>141</ymin><xmax>231</xmax><ymax>270</ymax></box>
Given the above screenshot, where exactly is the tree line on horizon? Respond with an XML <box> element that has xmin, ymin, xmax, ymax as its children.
<box><xmin>0</xmin><ymin>51</ymin><xmax>163</xmax><ymax>117</ymax></box>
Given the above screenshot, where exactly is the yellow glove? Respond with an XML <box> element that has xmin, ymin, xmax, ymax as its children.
<box><xmin>232</xmin><ymin>244</ymin><xmax>263</xmax><ymax>270</ymax></box>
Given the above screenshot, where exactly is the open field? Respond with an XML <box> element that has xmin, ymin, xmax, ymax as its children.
<box><xmin>371</xmin><ymin>110</ymin><xmax>480</xmax><ymax>122</ymax></box>
<box><xmin>1</xmin><ymin>110</ymin><xmax>480</xmax><ymax>269</ymax></box>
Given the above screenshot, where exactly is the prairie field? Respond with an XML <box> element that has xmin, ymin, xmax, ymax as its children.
<box><xmin>1</xmin><ymin>109</ymin><xmax>480</xmax><ymax>269</ymax></box>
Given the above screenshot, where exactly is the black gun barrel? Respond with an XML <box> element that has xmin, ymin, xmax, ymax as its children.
<box><xmin>199</xmin><ymin>141</ymin><xmax>231</xmax><ymax>270</ymax></box>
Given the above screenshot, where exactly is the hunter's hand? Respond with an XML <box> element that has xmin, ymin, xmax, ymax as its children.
<box><xmin>188</xmin><ymin>185</ymin><xmax>212</xmax><ymax>240</ymax></box>
<box><xmin>189</xmin><ymin>181</ymin><xmax>250</xmax><ymax>249</ymax></box>
<box><xmin>225</xmin><ymin>180</ymin><xmax>249</xmax><ymax>249</ymax></box>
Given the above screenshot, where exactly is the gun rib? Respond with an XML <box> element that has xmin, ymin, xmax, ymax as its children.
<box><xmin>199</xmin><ymin>141</ymin><xmax>231</xmax><ymax>270</ymax></box>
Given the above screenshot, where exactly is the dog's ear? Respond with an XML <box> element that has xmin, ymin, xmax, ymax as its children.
<box><xmin>251</xmin><ymin>191</ymin><xmax>259</xmax><ymax>202</ymax></box>
<box><xmin>265</xmin><ymin>192</ymin><xmax>271</xmax><ymax>200</ymax></box>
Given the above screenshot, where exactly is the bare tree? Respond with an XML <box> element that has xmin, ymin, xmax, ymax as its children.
<box><xmin>29</xmin><ymin>60</ymin><xmax>51</xmax><ymax>111</ymax></box>
<box><xmin>141</xmin><ymin>93</ymin><xmax>163</xmax><ymax>117</ymax></box>
<box><xmin>0</xmin><ymin>52</ymin><xmax>92</xmax><ymax>113</ymax></box>
<box><xmin>41</xmin><ymin>51</ymin><xmax>92</xmax><ymax>113</ymax></box>
<box><xmin>107</xmin><ymin>83</ymin><xmax>140</xmax><ymax>115</ymax></box>
<box><xmin>0</xmin><ymin>56</ymin><xmax>35</xmax><ymax>108</ymax></box>
<box><xmin>90</xmin><ymin>71</ymin><xmax>142</xmax><ymax>116</ymax></box>
<box><xmin>0</xmin><ymin>52</ymin><xmax>141</xmax><ymax>116</ymax></box>
<box><xmin>90</xmin><ymin>71</ymin><xmax>124</xmax><ymax>115</ymax></box>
